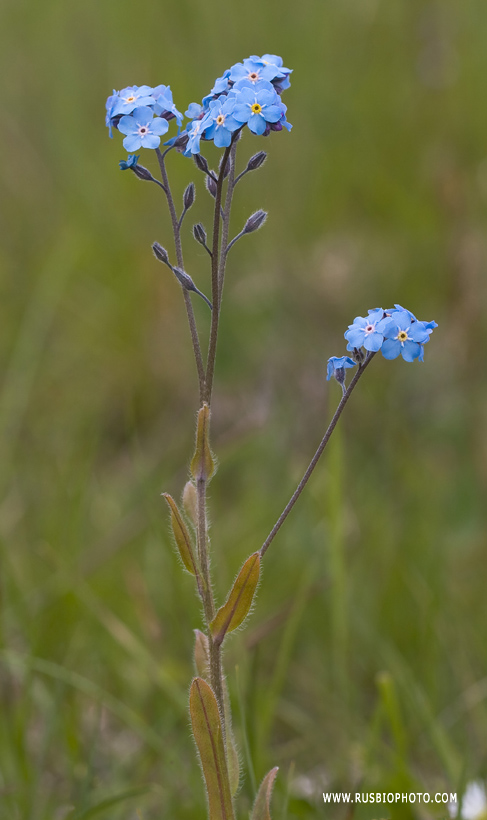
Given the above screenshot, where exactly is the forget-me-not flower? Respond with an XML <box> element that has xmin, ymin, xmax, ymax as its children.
<box><xmin>380</xmin><ymin>309</ymin><xmax>431</xmax><ymax>362</ymax></box>
<box><xmin>151</xmin><ymin>84</ymin><xmax>183</xmax><ymax>126</ymax></box>
<box><xmin>204</xmin><ymin>97</ymin><xmax>241</xmax><ymax>148</ymax></box>
<box><xmin>327</xmin><ymin>356</ymin><xmax>356</xmax><ymax>392</ymax></box>
<box><xmin>119</xmin><ymin>154</ymin><xmax>140</xmax><ymax>170</ymax></box>
<box><xmin>184</xmin><ymin>115</ymin><xmax>212</xmax><ymax>156</ymax></box>
<box><xmin>232</xmin><ymin>80</ymin><xmax>285</xmax><ymax>135</ymax></box>
<box><xmin>118</xmin><ymin>107</ymin><xmax>169</xmax><ymax>151</ymax></box>
<box><xmin>111</xmin><ymin>85</ymin><xmax>155</xmax><ymax>117</ymax></box>
<box><xmin>344</xmin><ymin>308</ymin><xmax>388</xmax><ymax>353</ymax></box>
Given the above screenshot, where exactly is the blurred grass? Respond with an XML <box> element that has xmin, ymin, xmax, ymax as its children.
<box><xmin>1</xmin><ymin>0</ymin><xmax>487</xmax><ymax>817</ymax></box>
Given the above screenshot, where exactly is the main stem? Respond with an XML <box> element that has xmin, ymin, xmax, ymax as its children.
<box><xmin>260</xmin><ymin>353</ymin><xmax>376</xmax><ymax>558</ymax></box>
<box><xmin>155</xmin><ymin>148</ymin><xmax>206</xmax><ymax>404</ymax></box>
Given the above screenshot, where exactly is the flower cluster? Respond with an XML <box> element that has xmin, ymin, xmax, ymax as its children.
<box><xmin>105</xmin><ymin>55</ymin><xmax>292</xmax><ymax>157</ymax></box>
<box><xmin>180</xmin><ymin>54</ymin><xmax>292</xmax><ymax>156</ymax></box>
<box><xmin>105</xmin><ymin>85</ymin><xmax>183</xmax><ymax>150</ymax></box>
<box><xmin>327</xmin><ymin>305</ymin><xmax>437</xmax><ymax>390</ymax></box>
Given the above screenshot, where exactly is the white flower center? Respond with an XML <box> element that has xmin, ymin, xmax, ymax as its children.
<box><xmin>365</xmin><ymin>323</ymin><xmax>375</xmax><ymax>334</ymax></box>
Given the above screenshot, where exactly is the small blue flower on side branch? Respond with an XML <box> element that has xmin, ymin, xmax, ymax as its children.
<box><xmin>118</xmin><ymin>107</ymin><xmax>169</xmax><ymax>151</ymax></box>
<box><xmin>327</xmin><ymin>356</ymin><xmax>356</xmax><ymax>394</ymax></box>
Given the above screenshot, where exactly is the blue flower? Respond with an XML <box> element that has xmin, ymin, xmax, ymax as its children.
<box><xmin>230</xmin><ymin>55</ymin><xmax>292</xmax><ymax>88</ymax></box>
<box><xmin>232</xmin><ymin>80</ymin><xmax>285</xmax><ymax>136</ymax></box>
<box><xmin>344</xmin><ymin>308</ymin><xmax>387</xmax><ymax>352</ymax></box>
<box><xmin>210</xmin><ymin>69</ymin><xmax>232</xmax><ymax>96</ymax></box>
<box><xmin>151</xmin><ymin>84</ymin><xmax>183</xmax><ymax>126</ymax></box>
<box><xmin>183</xmin><ymin>114</ymin><xmax>212</xmax><ymax>156</ymax></box>
<box><xmin>110</xmin><ymin>85</ymin><xmax>155</xmax><ymax>117</ymax></box>
<box><xmin>327</xmin><ymin>356</ymin><xmax>356</xmax><ymax>391</ymax></box>
<box><xmin>380</xmin><ymin>309</ymin><xmax>432</xmax><ymax>362</ymax></box>
<box><xmin>105</xmin><ymin>91</ymin><xmax>118</xmax><ymax>137</ymax></box>
<box><xmin>185</xmin><ymin>102</ymin><xmax>204</xmax><ymax>120</ymax></box>
<box><xmin>204</xmin><ymin>97</ymin><xmax>241</xmax><ymax>148</ymax></box>
<box><xmin>117</xmin><ymin>107</ymin><xmax>169</xmax><ymax>151</ymax></box>
<box><xmin>119</xmin><ymin>154</ymin><xmax>140</xmax><ymax>170</ymax></box>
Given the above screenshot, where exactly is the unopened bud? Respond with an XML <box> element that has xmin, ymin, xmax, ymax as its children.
<box><xmin>132</xmin><ymin>164</ymin><xmax>153</xmax><ymax>181</ymax></box>
<box><xmin>172</xmin><ymin>266</ymin><xmax>196</xmax><ymax>291</ymax></box>
<box><xmin>194</xmin><ymin>153</ymin><xmax>210</xmax><ymax>174</ymax></box>
<box><xmin>173</xmin><ymin>132</ymin><xmax>189</xmax><ymax>152</ymax></box>
<box><xmin>183</xmin><ymin>182</ymin><xmax>195</xmax><ymax>210</ymax></box>
<box><xmin>246</xmin><ymin>151</ymin><xmax>267</xmax><ymax>172</ymax></box>
<box><xmin>351</xmin><ymin>347</ymin><xmax>366</xmax><ymax>365</ymax></box>
<box><xmin>243</xmin><ymin>210</ymin><xmax>267</xmax><ymax>234</ymax></box>
<box><xmin>193</xmin><ymin>223</ymin><xmax>207</xmax><ymax>246</ymax></box>
<box><xmin>152</xmin><ymin>242</ymin><xmax>170</xmax><ymax>265</ymax></box>
<box><xmin>205</xmin><ymin>174</ymin><xmax>217</xmax><ymax>198</ymax></box>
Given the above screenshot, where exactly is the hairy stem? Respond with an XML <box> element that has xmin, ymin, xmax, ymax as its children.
<box><xmin>155</xmin><ymin>148</ymin><xmax>206</xmax><ymax>403</ymax></box>
<box><xmin>196</xmin><ymin>478</ymin><xmax>225</xmax><ymax>732</ymax></box>
<box><xmin>260</xmin><ymin>353</ymin><xmax>376</xmax><ymax>558</ymax></box>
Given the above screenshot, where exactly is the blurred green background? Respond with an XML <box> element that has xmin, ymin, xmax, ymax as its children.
<box><xmin>1</xmin><ymin>0</ymin><xmax>487</xmax><ymax>817</ymax></box>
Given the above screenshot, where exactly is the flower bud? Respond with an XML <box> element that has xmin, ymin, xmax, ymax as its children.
<box><xmin>173</xmin><ymin>132</ymin><xmax>189</xmax><ymax>152</ymax></box>
<box><xmin>132</xmin><ymin>164</ymin><xmax>153</xmax><ymax>181</ymax></box>
<box><xmin>193</xmin><ymin>223</ymin><xmax>207</xmax><ymax>246</ymax></box>
<box><xmin>351</xmin><ymin>347</ymin><xmax>366</xmax><ymax>365</ymax></box>
<box><xmin>183</xmin><ymin>182</ymin><xmax>195</xmax><ymax>210</ymax></box>
<box><xmin>183</xmin><ymin>481</ymin><xmax>198</xmax><ymax>528</ymax></box>
<box><xmin>243</xmin><ymin>210</ymin><xmax>267</xmax><ymax>234</ymax></box>
<box><xmin>194</xmin><ymin>153</ymin><xmax>210</xmax><ymax>174</ymax></box>
<box><xmin>152</xmin><ymin>242</ymin><xmax>170</xmax><ymax>265</ymax></box>
<box><xmin>172</xmin><ymin>266</ymin><xmax>196</xmax><ymax>291</ymax></box>
<box><xmin>205</xmin><ymin>174</ymin><xmax>217</xmax><ymax>198</ymax></box>
<box><xmin>246</xmin><ymin>151</ymin><xmax>267</xmax><ymax>172</ymax></box>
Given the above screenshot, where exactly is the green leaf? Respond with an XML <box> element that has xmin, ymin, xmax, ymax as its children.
<box><xmin>189</xmin><ymin>677</ymin><xmax>235</xmax><ymax>820</ymax></box>
<box><xmin>211</xmin><ymin>553</ymin><xmax>260</xmax><ymax>647</ymax></box>
<box><xmin>190</xmin><ymin>403</ymin><xmax>216</xmax><ymax>482</ymax></box>
<box><xmin>162</xmin><ymin>493</ymin><xmax>202</xmax><ymax>583</ymax></box>
<box><xmin>251</xmin><ymin>767</ymin><xmax>279</xmax><ymax>820</ymax></box>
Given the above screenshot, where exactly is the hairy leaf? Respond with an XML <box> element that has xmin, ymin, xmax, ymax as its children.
<box><xmin>191</xmin><ymin>404</ymin><xmax>215</xmax><ymax>482</ymax></box>
<box><xmin>189</xmin><ymin>677</ymin><xmax>235</xmax><ymax>820</ymax></box>
<box><xmin>162</xmin><ymin>494</ymin><xmax>201</xmax><ymax>581</ymax></box>
<box><xmin>211</xmin><ymin>553</ymin><xmax>260</xmax><ymax>646</ymax></box>
<box><xmin>251</xmin><ymin>767</ymin><xmax>279</xmax><ymax>820</ymax></box>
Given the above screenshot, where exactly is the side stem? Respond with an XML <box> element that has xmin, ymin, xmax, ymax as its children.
<box><xmin>155</xmin><ymin>148</ymin><xmax>206</xmax><ymax>403</ymax></box>
<box><xmin>260</xmin><ymin>353</ymin><xmax>376</xmax><ymax>558</ymax></box>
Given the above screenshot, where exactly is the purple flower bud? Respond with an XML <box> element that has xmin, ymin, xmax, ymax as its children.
<box><xmin>246</xmin><ymin>151</ymin><xmax>267</xmax><ymax>172</ymax></box>
<box><xmin>193</xmin><ymin>223</ymin><xmax>207</xmax><ymax>245</ymax></box>
<box><xmin>183</xmin><ymin>182</ymin><xmax>195</xmax><ymax>210</ymax></box>
<box><xmin>205</xmin><ymin>174</ymin><xmax>217</xmax><ymax>198</ymax></box>
<box><xmin>194</xmin><ymin>153</ymin><xmax>210</xmax><ymax>174</ymax></box>
<box><xmin>152</xmin><ymin>242</ymin><xmax>170</xmax><ymax>265</ymax></box>
<box><xmin>243</xmin><ymin>210</ymin><xmax>267</xmax><ymax>234</ymax></box>
<box><xmin>132</xmin><ymin>164</ymin><xmax>153</xmax><ymax>181</ymax></box>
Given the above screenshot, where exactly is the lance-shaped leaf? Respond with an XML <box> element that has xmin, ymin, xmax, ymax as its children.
<box><xmin>211</xmin><ymin>552</ymin><xmax>260</xmax><ymax>647</ymax></box>
<box><xmin>251</xmin><ymin>767</ymin><xmax>279</xmax><ymax>820</ymax></box>
<box><xmin>162</xmin><ymin>494</ymin><xmax>202</xmax><ymax>584</ymax></box>
<box><xmin>189</xmin><ymin>677</ymin><xmax>235</xmax><ymax>820</ymax></box>
<box><xmin>191</xmin><ymin>404</ymin><xmax>215</xmax><ymax>482</ymax></box>
<box><xmin>194</xmin><ymin>629</ymin><xmax>210</xmax><ymax>679</ymax></box>
<box><xmin>183</xmin><ymin>481</ymin><xmax>198</xmax><ymax>528</ymax></box>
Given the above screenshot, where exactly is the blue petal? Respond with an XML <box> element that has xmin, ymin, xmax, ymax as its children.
<box><xmin>123</xmin><ymin>134</ymin><xmax>142</xmax><ymax>151</ymax></box>
<box><xmin>118</xmin><ymin>115</ymin><xmax>138</xmax><ymax>136</ymax></box>
<box><xmin>248</xmin><ymin>114</ymin><xmax>267</xmax><ymax>135</ymax></box>
<box><xmin>151</xmin><ymin>117</ymin><xmax>170</xmax><ymax>135</ymax></box>
<box><xmin>142</xmin><ymin>133</ymin><xmax>161</xmax><ymax>149</ymax></box>
<box><xmin>363</xmin><ymin>331</ymin><xmax>384</xmax><ymax>352</ymax></box>
<box><xmin>381</xmin><ymin>339</ymin><xmax>401</xmax><ymax>359</ymax></box>
<box><xmin>401</xmin><ymin>341</ymin><xmax>421</xmax><ymax>362</ymax></box>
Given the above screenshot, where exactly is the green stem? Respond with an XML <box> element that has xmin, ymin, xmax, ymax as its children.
<box><xmin>260</xmin><ymin>353</ymin><xmax>376</xmax><ymax>558</ymax></box>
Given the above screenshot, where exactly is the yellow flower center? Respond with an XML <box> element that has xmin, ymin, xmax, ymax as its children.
<box><xmin>126</xmin><ymin>95</ymin><xmax>136</xmax><ymax>103</ymax></box>
<box><xmin>251</xmin><ymin>102</ymin><xmax>262</xmax><ymax>114</ymax></box>
<box><xmin>397</xmin><ymin>330</ymin><xmax>409</xmax><ymax>342</ymax></box>
<box><xmin>216</xmin><ymin>114</ymin><xmax>225</xmax><ymax>125</ymax></box>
